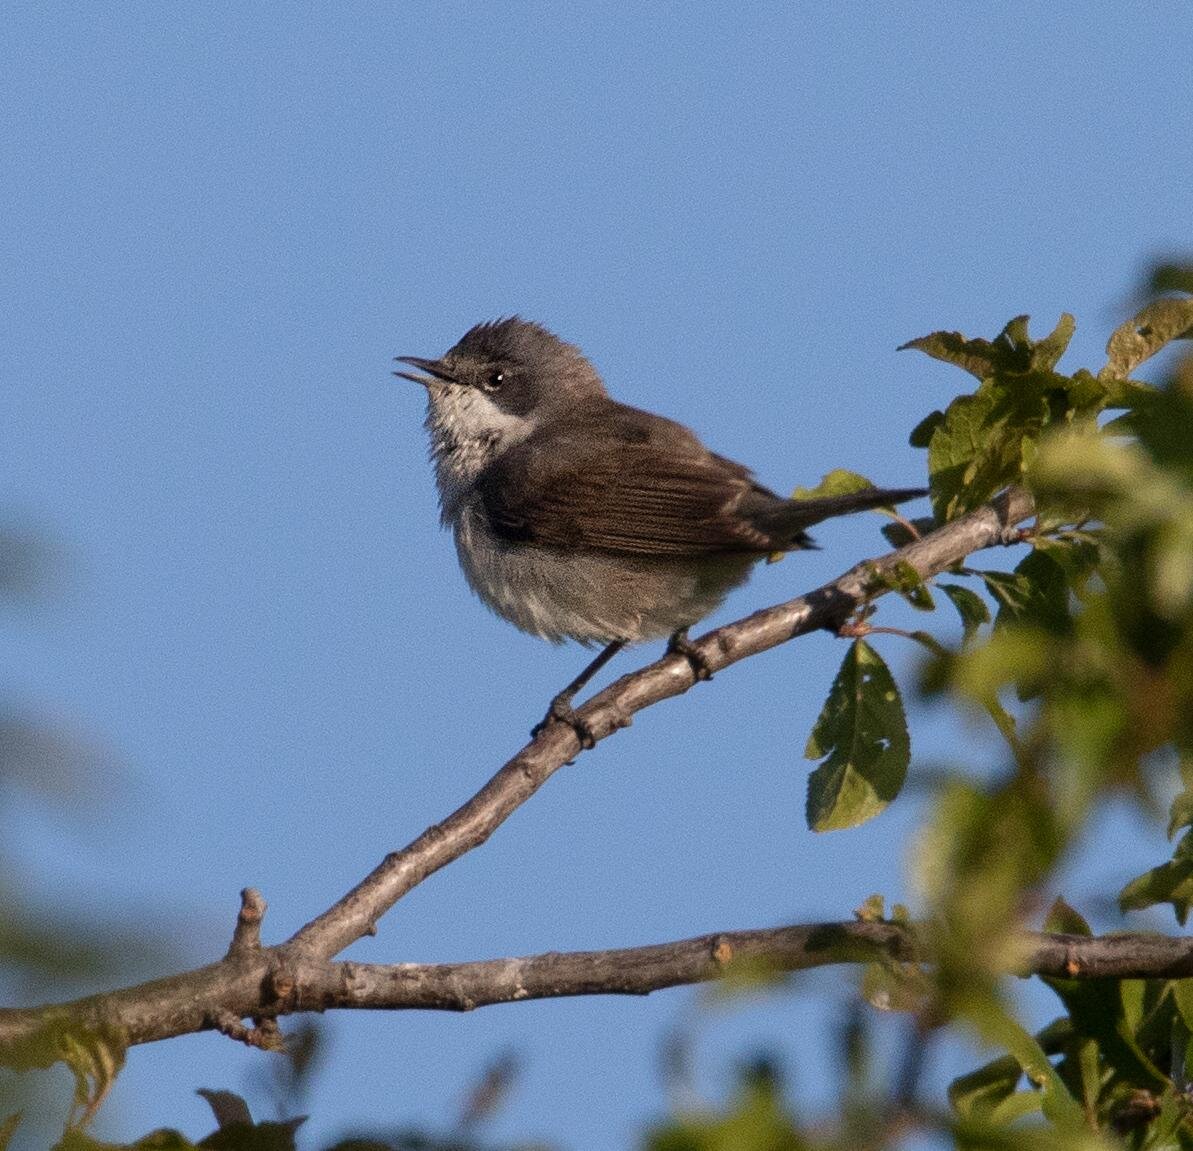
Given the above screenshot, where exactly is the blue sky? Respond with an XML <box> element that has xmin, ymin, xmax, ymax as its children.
<box><xmin>3</xmin><ymin>4</ymin><xmax>1192</xmax><ymax>1148</ymax></box>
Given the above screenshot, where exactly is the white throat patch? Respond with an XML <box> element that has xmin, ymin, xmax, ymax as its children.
<box><xmin>424</xmin><ymin>385</ymin><xmax>532</xmax><ymax>520</ymax></box>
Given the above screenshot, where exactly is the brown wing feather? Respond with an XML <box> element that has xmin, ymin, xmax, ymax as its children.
<box><xmin>478</xmin><ymin>402</ymin><xmax>786</xmax><ymax>558</ymax></box>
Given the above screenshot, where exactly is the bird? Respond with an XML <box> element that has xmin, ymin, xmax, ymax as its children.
<box><xmin>396</xmin><ymin>317</ymin><xmax>924</xmax><ymax>746</ymax></box>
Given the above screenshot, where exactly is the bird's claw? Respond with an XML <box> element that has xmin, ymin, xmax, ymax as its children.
<box><xmin>532</xmin><ymin>695</ymin><xmax>597</xmax><ymax>750</ymax></box>
<box><xmin>667</xmin><ymin>630</ymin><xmax>713</xmax><ymax>681</ymax></box>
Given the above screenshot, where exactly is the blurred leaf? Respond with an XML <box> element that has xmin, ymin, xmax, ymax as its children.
<box><xmin>949</xmin><ymin>1019</ymin><xmax>1072</xmax><ymax>1120</ymax></box>
<box><xmin>1102</xmin><ymin>297</ymin><xmax>1193</xmax><ymax>381</ymax></box>
<box><xmin>1120</xmin><ymin>831</ymin><xmax>1193</xmax><ymax>925</ymax></box>
<box><xmin>190</xmin><ymin>1089</ymin><xmax>306</xmax><ymax>1150</ymax></box>
<box><xmin>457</xmin><ymin>1049</ymin><xmax>519</xmax><ymax>1132</ymax></box>
<box><xmin>0</xmin><ymin>712</ymin><xmax>112</xmax><ymax>807</ymax></box>
<box><xmin>880</xmin><ymin>515</ymin><xmax>936</xmax><ymax>547</ymax></box>
<box><xmin>645</xmin><ymin>1060</ymin><xmax>806</xmax><ymax>1151</ymax></box>
<box><xmin>860</xmin><ymin>960</ymin><xmax>931</xmax><ymax>1014</ymax></box>
<box><xmin>1171</xmin><ymin>980</ymin><xmax>1193</xmax><ymax>1035</ymax></box>
<box><xmin>1149</xmin><ymin>263</ymin><xmax>1193</xmax><ymax>296</ymax></box>
<box><xmin>60</xmin><ymin>1025</ymin><xmax>126</xmax><ymax>1129</ymax></box>
<box><xmin>1043</xmin><ymin>897</ymin><xmax>1092</xmax><ymax>937</ymax></box>
<box><xmin>0</xmin><ymin>526</ymin><xmax>55</xmax><ymax>600</ymax></box>
<box><xmin>55</xmin><ymin>1130</ymin><xmax>197</xmax><ymax>1149</ymax></box>
<box><xmin>1168</xmin><ymin>757</ymin><xmax>1193</xmax><ymax>840</ymax></box>
<box><xmin>790</xmin><ymin>469</ymin><xmax>875</xmax><ymax>500</ymax></box>
<box><xmin>949</xmin><ymin>625</ymin><xmax>1053</xmax><ymax>705</ymax></box>
<box><xmin>804</xmin><ymin>641</ymin><xmax>909</xmax><ymax>831</ymax></box>
<box><xmin>854</xmin><ymin>894</ymin><xmax>884</xmax><ymax>922</ymax></box>
<box><xmin>196</xmin><ymin>1092</ymin><xmax>254</xmax><ymax>1130</ymax></box>
<box><xmin>0</xmin><ymin>1114</ymin><xmax>19</xmax><ymax>1151</ymax></box>
<box><xmin>705</xmin><ymin>954</ymin><xmax>790</xmax><ymax>1001</ymax></box>
<box><xmin>914</xmin><ymin>774</ymin><xmax>1066</xmax><ymax>1010</ymax></box>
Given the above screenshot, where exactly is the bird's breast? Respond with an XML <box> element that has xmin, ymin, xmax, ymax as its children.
<box><xmin>448</xmin><ymin>500</ymin><xmax>756</xmax><ymax>646</ymax></box>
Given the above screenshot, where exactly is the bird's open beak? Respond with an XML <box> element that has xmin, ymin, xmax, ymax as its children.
<box><xmin>393</xmin><ymin>355</ymin><xmax>456</xmax><ymax>388</ymax></box>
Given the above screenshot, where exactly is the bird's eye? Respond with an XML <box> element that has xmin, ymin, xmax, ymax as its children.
<box><xmin>483</xmin><ymin>371</ymin><xmax>505</xmax><ymax>392</ymax></box>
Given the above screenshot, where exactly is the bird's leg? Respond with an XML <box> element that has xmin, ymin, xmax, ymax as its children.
<box><xmin>666</xmin><ymin>627</ymin><xmax>713</xmax><ymax>681</ymax></box>
<box><xmin>532</xmin><ymin>639</ymin><xmax>627</xmax><ymax>748</ymax></box>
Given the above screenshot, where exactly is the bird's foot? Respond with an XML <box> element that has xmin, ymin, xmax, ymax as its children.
<box><xmin>531</xmin><ymin>692</ymin><xmax>597</xmax><ymax>750</ymax></box>
<box><xmin>667</xmin><ymin>629</ymin><xmax>713</xmax><ymax>681</ymax></box>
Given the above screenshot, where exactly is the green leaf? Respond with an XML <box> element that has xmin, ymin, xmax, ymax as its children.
<box><xmin>804</xmin><ymin>641</ymin><xmax>910</xmax><ymax>832</ymax></box>
<box><xmin>899</xmin><ymin>331</ymin><xmax>1005</xmax><ymax>380</ymax></box>
<box><xmin>906</xmin><ymin>629</ymin><xmax>949</xmax><ymax>657</ymax></box>
<box><xmin>1042</xmin><ymin>971</ymin><xmax>1169</xmax><ymax>1094</ymax></box>
<box><xmin>1031</xmin><ymin>313</ymin><xmax>1078</xmax><ymax>372</ymax></box>
<box><xmin>871</xmin><ymin>559</ymin><xmax>936</xmax><ymax>611</ymax></box>
<box><xmin>1172</xmin><ymin>979</ymin><xmax>1193</xmax><ymax>1034</ymax></box>
<box><xmin>1119</xmin><ymin>830</ymin><xmax>1193</xmax><ymax>925</ymax></box>
<box><xmin>987</xmin><ymin>1089</ymin><xmax>1046</xmax><ymax>1126</ymax></box>
<box><xmin>1043</xmin><ymin>897</ymin><xmax>1092</xmax><ymax>937</ymax></box>
<box><xmin>969</xmin><ymin>1007</ymin><xmax>1087</xmax><ymax>1131</ymax></box>
<box><xmin>949</xmin><ymin>1018</ymin><xmax>1074</xmax><ymax>1120</ymax></box>
<box><xmin>1102</xmin><ymin>297</ymin><xmax>1193</xmax><ymax>381</ymax></box>
<box><xmin>900</xmin><ymin>313</ymin><xmax>1076</xmax><ymax>380</ymax></box>
<box><xmin>1033</xmin><ymin>535</ymin><xmax>1102</xmax><ymax>594</ymax></box>
<box><xmin>909</xmin><ymin>410</ymin><xmax>945</xmax><ymax>447</ymax></box>
<box><xmin>907</xmin><ymin>316</ymin><xmax>1106</xmax><ymax>521</ymax></box>
<box><xmin>940</xmin><ymin>583</ymin><xmax>991</xmax><ymax>644</ymax></box>
<box><xmin>1168</xmin><ymin>757</ymin><xmax>1193</xmax><ymax>840</ymax></box>
<box><xmin>926</xmin><ymin>388</ymin><xmax>1040</xmax><ymax>521</ymax></box>
<box><xmin>949</xmin><ymin>1052</ymin><xmax>1024</xmax><ymax>1118</ymax></box>
<box><xmin>791</xmin><ymin>468</ymin><xmax>876</xmax><ymax>500</ymax></box>
<box><xmin>989</xmin><ymin>550</ymin><xmax>1074</xmax><ymax>637</ymax></box>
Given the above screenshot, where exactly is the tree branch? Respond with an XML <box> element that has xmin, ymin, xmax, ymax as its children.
<box><xmin>0</xmin><ymin>489</ymin><xmax>1040</xmax><ymax>1063</ymax></box>
<box><xmin>5</xmin><ymin>917</ymin><xmax>1193</xmax><ymax>1060</ymax></box>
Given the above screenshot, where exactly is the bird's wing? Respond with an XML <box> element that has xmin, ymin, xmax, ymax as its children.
<box><xmin>476</xmin><ymin>405</ymin><xmax>788</xmax><ymax>558</ymax></box>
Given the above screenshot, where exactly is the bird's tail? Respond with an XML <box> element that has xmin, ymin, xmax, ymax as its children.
<box><xmin>754</xmin><ymin>486</ymin><xmax>927</xmax><ymax>548</ymax></box>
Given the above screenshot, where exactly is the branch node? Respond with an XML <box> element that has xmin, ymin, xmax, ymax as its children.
<box><xmin>209</xmin><ymin>1010</ymin><xmax>283</xmax><ymax>1051</ymax></box>
<box><xmin>712</xmin><ymin>936</ymin><xmax>735</xmax><ymax>966</ymax></box>
<box><xmin>264</xmin><ymin>963</ymin><xmax>298</xmax><ymax>1008</ymax></box>
<box><xmin>1065</xmin><ymin>943</ymin><xmax>1081</xmax><ymax>978</ymax></box>
<box><xmin>1000</xmin><ymin>526</ymin><xmax>1031</xmax><ymax>546</ymax></box>
<box><xmin>225</xmin><ymin>888</ymin><xmax>267</xmax><ymax>959</ymax></box>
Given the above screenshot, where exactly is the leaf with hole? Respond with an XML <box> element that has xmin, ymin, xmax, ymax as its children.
<box><xmin>804</xmin><ymin>641</ymin><xmax>910</xmax><ymax>831</ymax></box>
